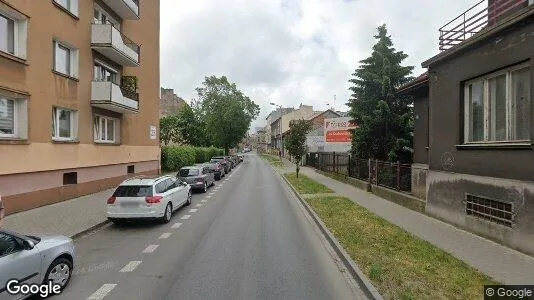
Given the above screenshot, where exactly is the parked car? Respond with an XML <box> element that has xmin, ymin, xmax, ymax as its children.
<box><xmin>231</xmin><ymin>155</ymin><xmax>240</xmax><ymax>165</ymax></box>
<box><xmin>178</xmin><ymin>165</ymin><xmax>215</xmax><ymax>193</ymax></box>
<box><xmin>201</xmin><ymin>162</ymin><xmax>224</xmax><ymax>180</ymax></box>
<box><xmin>0</xmin><ymin>229</ymin><xmax>76</xmax><ymax>299</ymax></box>
<box><xmin>225</xmin><ymin>156</ymin><xmax>236</xmax><ymax>168</ymax></box>
<box><xmin>107</xmin><ymin>175</ymin><xmax>192</xmax><ymax>224</ymax></box>
<box><xmin>237</xmin><ymin>155</ymin><xmax>244</xmax><ymax>162</ymax></box>
<box><xmin>211</xmin><ymin>156</ymin><xmax>231</xmax><ymax>173</ymax></box>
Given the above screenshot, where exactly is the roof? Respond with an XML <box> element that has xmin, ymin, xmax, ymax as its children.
<box><xmin>308</xmin><ymin>109</ymin><xmax>341</xmax><ymax>121</ymax></box>
<box><xmin>120</xmin><ymin>175</ymin><xmax>172</xmax><ymax>186</ymax></box>
<box><xmin>397</xmin><ymin>72</ymin><xmax>429</xmax><ymax>94</ymax></box>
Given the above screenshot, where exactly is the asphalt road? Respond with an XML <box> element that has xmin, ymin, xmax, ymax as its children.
<box><xmin>53</xmin><ymin>153</ymin><xmax>366</xmax><ymax>300</ymax></box>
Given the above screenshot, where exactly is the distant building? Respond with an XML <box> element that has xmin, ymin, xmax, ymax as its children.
<box><xmin>160</xmin><ymin>87</ymin><xmax>187</xmax><ymax>117</ymax></box>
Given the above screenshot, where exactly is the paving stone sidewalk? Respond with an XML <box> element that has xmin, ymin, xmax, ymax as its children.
<box><xmin>292</xmin><ymin>164</ymin><xmax>534</xmax><ymax>285</ymax></box>
<box><xmin>3</xmin><ymin>188</ymin><xmax>113</xmax><ymax>238</ymax></box>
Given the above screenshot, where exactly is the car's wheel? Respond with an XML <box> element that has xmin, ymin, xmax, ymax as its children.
<box><xmin>211</xmin><ymin>180</ymin><xmax>215</xmax><ymax>187</ymax></box>
<box><xmin>186</xmin><ymin>191</ymin><xmax>192</xmax><ymax>206</ymax></box>
<box><xmin>161</xmin><ymin>203</ymin><xmax>172</xmax><ymax>223</ymax></box>
<box><xmin>44</xmin><ymin>258</ymin><xmax>72</xmax><ymax>293</ymax></box>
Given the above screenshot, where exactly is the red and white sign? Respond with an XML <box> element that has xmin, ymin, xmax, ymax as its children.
<box><xmin>324</xmin><ymin>117</ymin><xmax>358</xmax><ymax>144</ymax></box>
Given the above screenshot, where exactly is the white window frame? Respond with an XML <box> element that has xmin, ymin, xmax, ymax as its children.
<box><xmin>53</xmin><ymin>40</ymin><xmax>79</xmax><ymax>78</ymax></box>
<box><xmin>54</xmin><ymin>0</ymin><xmax>79</xmax><ymax>17</ymax></box>
<box><xmin>94</xmin><ymin>115</ymin><xmax>120</xmax><ymax>143</ymax></box>
<box><xmin>52</xmin><ymin>107</ymin><xmax>78</xmax><ymax>141</ymax></box>
<box><xmin>93</xmin><ymin>60</ymin><xmax>120</xmax><ymax>84</ymax></box>
<box><xmin>0</xmin><ymin>4</ymin><xmax>28</xmax><ymax>59</ymax></box>
<box><xmin>464</xmin><ymin>63</ymin><xmax>531</xmax><ymax>144</ymax></box>
<box><xmin>0</xmin><ymin>96</ymin><xmax>27</xmax><ymax>140</ymax></box>
<box><xmin>93</xmin><ymin>4</ymin><xmax>120</xmax><ymax>30</ymax></box>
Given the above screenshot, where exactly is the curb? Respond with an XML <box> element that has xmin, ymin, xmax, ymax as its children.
<box><xmin>279</xmin><ymin>174</ymin><xmax>384</xmax><ymax>300</ymax></box>
<box><xmin>71</xmin><ymin>220</ymin><xmax>111</xmax><ymax>240</ymax></box>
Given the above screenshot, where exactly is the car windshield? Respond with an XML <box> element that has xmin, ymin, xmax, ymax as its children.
<box><xmin>179</xmin><ymin>168</ymin><xmax>199</xmax><ymax>177</ymax></box>
<box><xmin>113</xmin><ymin>185</ymin><xmax>153</xmax><ymax>197</ymax></box>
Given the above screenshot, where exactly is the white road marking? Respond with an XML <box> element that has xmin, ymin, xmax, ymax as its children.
<box><xmin>87</xmin><ymin>284</ymin><xmax>117</xmax><ymax>300</ymax></box>
<box><xmin>201</xmin><ymin>199</ymin><xmax>207</xmax><ymax>203</ymax></box>
<box><xmin>209</xmin><ymin>192</ymin><xmax>215</xmax><ymax>195</ymax></box>
<box><xmin>181</xmin><ymin>215</ymin><xmax>191</xmax><ymax>220</ymax></box>
<box><xmin>159</xmin><ymin>232</ymin><xmax>172</xmax><ymax>239</ymax></box>
<box><xmin>189</xmin><ymin>209</ymin><xmax>198</xmax><ymax>213</ymax></box>
<box><xmin>206</xmin><ymin>195</ymin><xmax>212</xmax><ymax>199</ymax></box>
<box><xmin>171</xmin><ymin>222</ymin><xmax>182</xmax><ymax>228</ymax></box>
<box><xmin>119</xmin><ymin>261</ymin><xmax>142</xmax><ymax>273</ymax></box>
<box><xmin>142</xmin><ymin>244</ymin><xmax>159</xmax><ymax>253</ymax></box>
<box><xmin>196</xmin><ymin>204</ymin><xmax>203</xmax><ymax>207</ymax></box>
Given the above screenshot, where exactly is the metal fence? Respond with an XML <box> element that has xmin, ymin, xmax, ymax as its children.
<box><xmin>305</xmin><ymin>152</ymin><xmax>414</xmax><ymax>193</ymax></box>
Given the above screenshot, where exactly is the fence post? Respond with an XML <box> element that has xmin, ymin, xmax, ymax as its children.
<box><xmin>375</xmin><ymin>159</ymin><xmax>378</xmax><ymax>185</ymax></box>
<box><xmin>333</xmin><ymin>152</ymin><xmax>336</xmax><ymax>173</ymax></box>
<box><xmin>396</xmin><ymin>161</ymin><xmax>401</xmax><ymax>191</ymax></box>
<box><xmin>348</xmin><ymin>154</ymin><xmax>352</xmax><ymax>177</ymax></box>
<box><xmin>368</xmin><ymin>158</ymin><xmax>371</xmax><ymax>184</ymax></box>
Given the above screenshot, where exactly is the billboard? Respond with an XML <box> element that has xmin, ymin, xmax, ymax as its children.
<box><xmin>324</xmin><ymin>117</ymin><xmax>358</xmax><ymax>144</ymax></box>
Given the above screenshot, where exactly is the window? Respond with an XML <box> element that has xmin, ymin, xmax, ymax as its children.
<box><xmin>179</xmin><ymin>168</ymin><xmax>199</xmax><ymax>177</ymax></box>
<box><xmin>464</xmin><ymin>64</ymin><xmax>531</xmax><ymax>143</ymax></box>
<box><xmin>113</xmin><ymin>185</ymin><xmax>153</xmax><ymax>197</ymax></box>
<box><xmin>52</xmin><ymin>107</ymin><xmax>78</xmax><ymax>141</ymax></box>
<box><xmin>63</xmin><ymin>172</ymin><xmax>77</xmax><ymax>185</ymax></box>
<box><xmin>155</xmin><ymin>181</ymin><xmax>168</xmax><ymax>194</ymax></box>
<box><xmin>94</xmin><ymin>62</ymin><xmax>119</xmax><ymax>84</ymax></box>
<box><xmin>127</xmin><ymin>165</ymin><xmax>135</xmax><ymax>174</ymax></box>
<box><xmin>0</xmin><ymin>232</ymin><xmax>23</xmax><ymax>257</ymax></box>
<box><xmin>93</xmin><ymin>5</ymin><xmax>120</xmax><ymax>29</ymax></box>
<box><xmin>54</xmin><ymin>0</ymin><xmax>79</xmax><ymax>17</ymax></box>
<box><xmin>53</xmin><ymin>41</ymin><xmax>79</xmax><ymax>78</ymax></box>
<box><xmin>0</xmin><ymin>7</ymin><xmax>28</xmax><ymax>59</ymax></box>
<box><xmin>94</xmin><ymin>115</ymin><xmax>119</xmax><ymax>143</ymax></box>
<box><xmin>0</xmin><ymin>96</ymin><xmax>27</xmax><ymax>139</ymax></box>
<box><xmin>466</xmin><ymin>194</ymin><xmax>513</xmax><ymax>227</ymax></box>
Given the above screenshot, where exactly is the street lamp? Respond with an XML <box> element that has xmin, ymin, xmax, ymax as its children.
<box><xmin>270</xmin><ymin>102</ymin><xmax>283</xmax><ymax>159</ymax></box>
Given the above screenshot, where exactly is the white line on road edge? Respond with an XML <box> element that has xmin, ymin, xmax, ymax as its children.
<box><xmin>159</xmin><ymin>232</ymin><xmax>172</xmax><ymax>239</ymax></box>
<box><xmin>201</xmin><ymin>200</ymin><xmax>207</xmax><ymax>203</ymax></box>
<box><xmin>196</xmin><ymin>204</ymin><xmax>203</xmax><ymax>207</ymax></box>
<box><xmin>142</xmin><ymin>245</ymin><xmax>159</xmax><ymax>253</ymax></box>
<box><xmin>181</xmin><ymin>215</ymin><xmax>191</xmax><ymax>220</ymax></box>
<box><xmin>87</xmin><ymin>284</ymin><xmax>117</xmax><ymax>300</ymax></box>
<box><xmin>206</xmin><ymin>195</ymin><xmax>212</xmax><ymax>199</ymax></box>
<box><xmin>171</xmin><ymin>222</ymin><xmax>182</xmax><ymax>228</ymax></box>
<box><xmin>119</xmin><ymin>261</ymin><xmax>142</xmax><ymax>273</ymax></box>
<box><xmin>189</xmin><ymin>209</ymin><xmax>198</xmax><ymax>213</ymax></box>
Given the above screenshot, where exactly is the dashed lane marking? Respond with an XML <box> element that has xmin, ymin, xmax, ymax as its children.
<box><xmin>171</xmin><ymin>222</ymin><xmax>182</xmax><ymax>228</ymax></box>
<box><xmin>201</xmin><ymin>200</ymin><xmax>207</xmax><ymax>203</ymax></box>
<box><xmin>181</xmin><ymin>215</ymin><xmax>191</xmax><ymax>220</ymax></box>
<box><xmin>142</xmin><ymin>244</ymin><xmax>159</xmax><ymax>253</ymax></box>
<box><xmin>196</xmin><ymin>204</ymin><xmax>203</xmax><ymax>207</ymax></box>
<box><xmin>159</xmin><ymin>232</ymin><xmax>172</xmax><ymax>239</ymax></box>
<box><xmin>189</xmin><ymin>209</ymin><xmax>198</xmax><ymax>213</ymax></box>
<box><xmin>87</xmin><ymin>284</ymin><xmax>117</xmax><ymax>300</ymax></box>
<box><xmin>119</xmin><ymin>261</ymin><xmax>142</xmax><ymax>273</ymax></box>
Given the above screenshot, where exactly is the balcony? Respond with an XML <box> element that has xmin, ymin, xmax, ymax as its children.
<box><xmin>91</xmin><ymin>23</ymin><xmax>140</xmax><ymax>67</ymax></box>
<box><xmin>91</xmin><ymin>81</ymin><xmax>139</xmax><ymax>114</ymax></box>
<box><xmin>99</xmin><ymin>0</ymin><xmax>139</xmax><ymax>20</ymax></box>
<box><xmin>439</xmin><ymin>0</ymin><xmax>531</xmax><ymax>51</ymax></box>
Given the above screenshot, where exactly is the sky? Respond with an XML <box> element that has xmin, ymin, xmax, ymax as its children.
<box><xmin>160</xmin><ymin>0</ymin><xmax>478</xmax><ymax>132</ymax></box>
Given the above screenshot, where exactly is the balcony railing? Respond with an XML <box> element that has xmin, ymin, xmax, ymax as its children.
<box><xmin>91</xmin><ymin>81</ymin><xmax>139</xmax><ymax>114</ymax></box>
<box><xmin>439</xmin><ymin>0</ymin><xmax>529</xmax><ymax>51</ymax></box>
<box><xmin>99</xmin><ymin>0</ymin><xmax>139</xmax><ymax>20</ymax></box>
<box><xmin>91</xmin><ymin>22</ymin><xmax>140</xmax><ymax>67</ymax></box>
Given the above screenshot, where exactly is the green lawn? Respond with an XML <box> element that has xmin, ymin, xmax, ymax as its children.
<box><xmin>284</xmin><ymin>173</ymin><xmax>334</xmax><ymax>194</ymax></box>
<box><xmin>305</xmin><ymin>195</ymin><xmax>498</xmax><ymax>299</ymax></box>
<box><xmin>260</xmin><ymin>154</ymin><xmax>285</xmax><ymax>167</ymax></box>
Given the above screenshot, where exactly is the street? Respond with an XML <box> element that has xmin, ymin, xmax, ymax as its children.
<box><xmin>53</xmin><ymin>154</ymin><xmax>365</xmax><ymax>300</ymax></box>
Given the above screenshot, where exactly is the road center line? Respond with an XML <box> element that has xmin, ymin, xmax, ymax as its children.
<box><xmin>195</xmin><ymin>204</ymin><xmax>203</xmax><ymax>207</ymax></box>
<box><xmin>181</xmin><ymin>215</ymin><xmax>191</xmax><ymax>220</ymax></box>
<box><xmin>159</xmin><ymin>232</ymin><xmax>172</xmax><ymax>239</ymax></box>
<box><xmin>142</xmin><ymin>244</ymin><xmax>159</xmax><ymax>253</ymax></box>
<box><xmin>206</xmin><ymin>195</ymin><xmax>211</xmax><ymax>199</ymax></box>
<box><xmin>201</xmin><ymin>199</ymin><xmax>207</xmax><ymax>203</ymax></box>
<box><xmin>189</xmin><ymin>209</ymin><xmax>198</xmax><ymax>213</ymax></box>
<box><xmin>87</xmin><ymin>284</ymin><xmax>117</xmax><ymax>300</ymax></box>
<box><xmin>119</xmin><ymin>261</ymin><xmax>142</xmax><ymax>273</ymax></box>
<box><xmin>171</xmin><ymin>222</ymin><xmax>182</xmax><ymax>228</ymax></box>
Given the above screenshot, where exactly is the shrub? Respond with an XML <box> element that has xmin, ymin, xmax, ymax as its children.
<box><xmin>161</xmin><ymin>145</ymin><xmax>225</xmax><ymax>172</ymax></box>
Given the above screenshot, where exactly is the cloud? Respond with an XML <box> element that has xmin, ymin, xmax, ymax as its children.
<box><xmin>160</xmin><ymin>0</ymin><xmax>478</xmax><ymax>130</ymax></box>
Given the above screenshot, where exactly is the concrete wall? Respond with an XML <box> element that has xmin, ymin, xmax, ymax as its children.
<box><xmin>411</xmin><ymin>163</ymin><xmax>428</xmax><ymax>200</ymax></box>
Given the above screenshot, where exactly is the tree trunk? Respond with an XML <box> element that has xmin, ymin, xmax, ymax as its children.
<box><xmin>296</xmin><ymin>164</ymin><xmax>300</xmax><ymax>178</ymax></box>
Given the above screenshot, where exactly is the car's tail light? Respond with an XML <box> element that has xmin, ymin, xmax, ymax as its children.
<box><xmin>197</xmin><ymin>178</ymin><xmax>204</xmax><ymax>182</ymax></box>
<box><xmin>145</xmin><ymin>196</ymin><xmax>163</xmax><ymax>204</ymax></box>
<box><xmin>107</xmin><ymin>197</ymin><xmax>116</xmax><ymax>204</ymax></box>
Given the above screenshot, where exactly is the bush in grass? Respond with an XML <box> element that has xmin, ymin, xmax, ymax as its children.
<box><xmin>161</xmin><ymin>145</ymin><xmax>223</xmax><ymax>172</ymax></box>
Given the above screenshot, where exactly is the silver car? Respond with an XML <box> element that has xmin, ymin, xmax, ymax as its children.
<box><xmin>178</xmin><ymin>166</ymin><xmax>215</xmax><ymax>193</ymax></box>
<box><xmin>0</xmin><ymin>229</ymin><xmax>75</xmax><ymax>300</ymax></box>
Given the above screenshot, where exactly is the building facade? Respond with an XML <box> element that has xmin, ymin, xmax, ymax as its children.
<box><xmin>418</xmin><ymin>0</ymin><xmax>534</xmax><ymax>254</ymax></box>
<box><xmin>160</xmin><ymin>87</ymin><xmax>187</xmax><ymax>117</ymax></box>
<box><xmin>0</xmin><ymin>0</ymin><xmax>160</xmax><ymax>215</ymax></box>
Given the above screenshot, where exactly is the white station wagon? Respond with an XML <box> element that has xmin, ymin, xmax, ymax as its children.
<box><xmin>107</xmin><ymin>175</ymin><xmax>192</xmax><ymax>224</ymax></box>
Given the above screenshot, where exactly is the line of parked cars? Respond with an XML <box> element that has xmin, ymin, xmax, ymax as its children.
<box><xmin>0</xmin><ymin>155</ymin><xmax>245</xmax><ymax>300</ymax></box>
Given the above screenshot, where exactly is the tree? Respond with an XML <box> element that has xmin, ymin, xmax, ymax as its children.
<box><xmin>347</xmin><ymin>24</ymin><xmax>414</xmax><ymax>163</ymax></box>
<box><xmin>284</xmin><ymin>119</ymin><xmax>312</xmax><ymax>178</ymax></box>
<box><xmin>196</xmin><ymin>76</ymin><xmax>260</xmax><ymax>154</ymax></box>
<box><xmin>159</xmin><ymin>115</ymin><xmax>180</xmax><ymax>145</ymax></box>
<box><xmin>175</xmin><ymin>104</ymin><xmax>211</xmax><ymax>147</ymax></box>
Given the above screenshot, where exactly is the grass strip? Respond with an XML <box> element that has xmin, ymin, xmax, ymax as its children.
<box><xmin>284</xmin><ymin>173</ymin><xmax>334</xmax><ymax>194</ymax></box>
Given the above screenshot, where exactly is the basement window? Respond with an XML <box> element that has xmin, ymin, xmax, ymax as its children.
<box><xmin>465</xmin><ymin>194</ymin><xmax>513</xmax><ymax>227</ymax></box>
<box><xmin>63</xmin><ymin>172</ymin><xmax>77</xmax><ymax>185</ymax></box>
<box><xmin>127</xmin><ymin>165</ymin><xmax>135</xmax><ymax>174</ymax></box>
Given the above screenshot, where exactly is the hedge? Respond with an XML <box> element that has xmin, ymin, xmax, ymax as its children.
<box><xmin>161</xmin><ymin>145</ymin><xmax>225</xmax><ymax>172</ymax></box>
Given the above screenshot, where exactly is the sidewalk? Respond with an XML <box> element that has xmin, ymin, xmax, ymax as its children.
<box><xmin>3</xmin><ymin>188</ymin><xmax>112</xmax><ymax>238</ymax></box>
<box><xmin>292</xmin><ymin>164</ymin><xmax>534</xmax><ymax>284</ymax></box>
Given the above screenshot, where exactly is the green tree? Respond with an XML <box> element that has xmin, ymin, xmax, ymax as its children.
<box><xmin>196</xmin><ymin>76</ymin><xmax>260</xmax><ymax>154</ymax></box>
<box><xmin>175</xmin><ymin>104</ymin><xmax>210</xmax><ymax>147</ymax></box>
<box><xmin>348</xmin><ymin>24</ymin><xmax>414</xmax><ymax>163</ymax></box>
<box><xmin>284</xmin><ymin>119</ymin><xmax>312</xmax><ymax>177</ymax></box>
<box><xmin>159</xmin><ymin>115</ymin><xmax>180</xmax><ymax>145</ymax></box>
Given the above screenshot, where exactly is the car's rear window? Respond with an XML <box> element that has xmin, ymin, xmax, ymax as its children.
<box><xmin>179</xmin><ymin>168</ymin><xmax>199</xmax><ymax>177</ymax></box>
<box><xmin>113</xmin><ymin>185</ymin><xmax>153</xmax><ymax>197</ymax></box>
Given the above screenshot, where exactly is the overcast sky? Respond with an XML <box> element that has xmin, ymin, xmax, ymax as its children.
<box><xmin>160</xmin><ymin>0</ymin><xmax>477</xmax><ymax>131</ymax></box>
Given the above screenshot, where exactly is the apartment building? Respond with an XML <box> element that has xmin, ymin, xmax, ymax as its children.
<box><xmin>0</xmin><ymin>0</ymin><xmax>160</xmax><ymax>215</ymax></box>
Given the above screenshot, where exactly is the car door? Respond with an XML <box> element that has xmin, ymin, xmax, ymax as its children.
<box><xmin>0</xmin><ymin>232</ymin><xmax>42</xmax><ymax>300</ymax></box>
<box><xmin>165</xmin><ymin>178</ymin><xmax>182</xmax><ymax>209</ymax></box>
